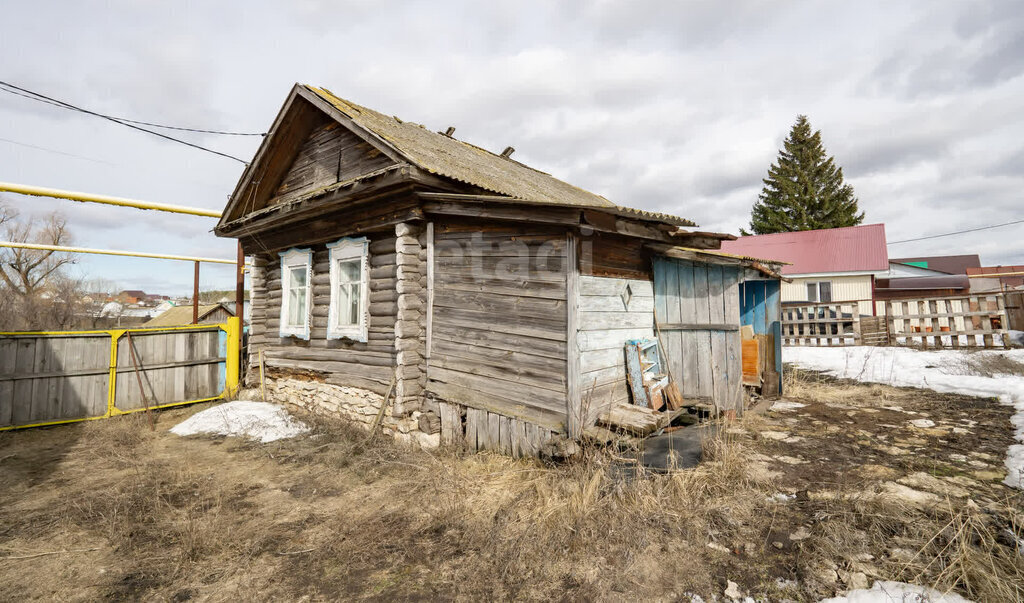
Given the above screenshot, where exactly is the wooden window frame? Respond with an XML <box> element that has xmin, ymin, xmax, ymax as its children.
<box><xmin>327</xmin><ymin>237</ymin><xmax>369</xmax><ymax>342</ymax></box>
<box><xmin>279</xmin><ymin>248</ymin><xmax>313</xmax><ymax>340</ymax></box>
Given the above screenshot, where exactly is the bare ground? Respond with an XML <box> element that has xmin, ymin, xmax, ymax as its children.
<box><xmin>1</xmin><ymin>371</ymin><xmax>1022</xmax><ymax>601</ymax></box>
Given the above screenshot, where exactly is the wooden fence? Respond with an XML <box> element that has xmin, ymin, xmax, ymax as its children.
<box><xmin>781</xmin><ymin>302</ymin><xmax>862</xmax><ymax>346</ymax></box>
<box><xmin>782</xmin><ymin>294</ymin><xmax>1011</xmax><ymax>349</ymax></box>
<box><xmin>0</xmin><ymin>320</ymin><xmax>240</xmax><ymax>430</ymax></box>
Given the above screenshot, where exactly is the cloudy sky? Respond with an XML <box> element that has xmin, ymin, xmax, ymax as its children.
<box><xmin>1</xmin><ymin>1</ymin><xmax>1022</xmax><ymax>294</ymax></box>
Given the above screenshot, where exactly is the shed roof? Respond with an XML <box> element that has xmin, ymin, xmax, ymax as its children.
<box><xmin>305</xmin><ymin>86</ymin><xmax>696</xmax><ymax>227</ymax></box>
<box><xmin>143</xmin><ymin>304</ymin><xmax>232</xmax><ymax>327</ymax></box>
<box><xmin>719</xmin><ymin>224</ymin><xmax>889</xmax><ymax>276</ymax></box>
<box><xmin>890</xmin><ymin>254</ymin><xmax>981</xmax><ymax>275</ymax></box>
<box><xmin>875</xmin><ymin>275</ymin><xmax>970</xmax><ymax>291</ymax></box>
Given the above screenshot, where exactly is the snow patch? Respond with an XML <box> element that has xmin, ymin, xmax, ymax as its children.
<box><xmin>819</xmin><ymin>580</ymin><xmax>973</xmax><ymax>602</ymax></box>
<box><xmin>770</xmin><ymin>400</ymin><xmax>807</xmax><ymax>412</ymax></box>
<box><xmin>785</xmin><ymin>347</ymin><xmax>1024</xmax><ymax>489</ymax></box>
<box><xmin>170</xmin><ymin>401</ymin><xmax>310</xmax><ymax>443</ymax></box>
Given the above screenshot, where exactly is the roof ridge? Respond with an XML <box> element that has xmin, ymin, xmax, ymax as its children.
<box><xmin>737</xmin><ymin>223</ymin><xmax>884</xmax><ymax>239</ymax></box>
<box><xmin>314</xmin><ymin>86</ymin><xmax>561</xmax><ymax>178</ymax></box>
<box><xmin>302</xmin><ymin>84</ymin><xmax>696</xmax><ymax>226</ymax></box>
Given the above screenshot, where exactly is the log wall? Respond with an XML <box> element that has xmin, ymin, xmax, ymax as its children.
<box><xmin>247</xmin><ymin>232</ymin><xmax>399</xmax><ymax>395</ymax></box>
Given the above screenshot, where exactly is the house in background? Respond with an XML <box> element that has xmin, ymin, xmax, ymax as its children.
<box><xmin>117</xmin><ymin>289</ymin><xmax>148</xmax><ymax>305</ymax></box>
<box><xmin>967</xmin><ymin>265</ymin><xmax>1024</xmax><ymax>293</ymax></box>
<box><xmin>720</xmin><ymin>224</ymin><xmax>888</xmax><ymax>315</ymax></box>
<box><xmin>874</xmin><ymin>254</ymin><xmax>978</xmax><ymax>301</ymax></box>
<box><xmin>143</xmin><ymin>303</ymin><xmax>234</xmax><ymax>328</ymax></box>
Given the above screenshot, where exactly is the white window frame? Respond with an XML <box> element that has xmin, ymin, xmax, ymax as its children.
<box><xmin>327</xmin><ymin>237</ymin><xmax>369</xmax><ymax>342</ymax></box>
<box><xmin>279</xmin><ymin>248</ymin><xmax>313</xmax><ymax>339</ymax></box>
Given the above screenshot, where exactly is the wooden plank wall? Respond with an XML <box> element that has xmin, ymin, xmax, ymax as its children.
<box><xmin>0</xmin><ymin>327</ymin><xmax>227</xmax><ymax>428</ymax></box>
<box><xmin>271</xmin><ymin>116</ymin><xmax>395</xmax><ymax>206</ymax></box>
<box><xmin>114</xmin><ymin>328</ymin><xmax>223</xmax><ymax>410</ymax></box>
<box><xmin>248</xmin><ymin>232</ymin><xmax>398</xmax><ymax>395</ymax></box>
<box><xmin>575</xmin><ymin>232</ymin><xmax>656</xmax><ymax>427</ymax></box>
<box><xmin>576</xmin><ymin>275</ymin><xmax>655</xmax><ymax>426</ymax></box>
<box><xmin>426</xmin><ymin>222</ymin><xmax>569</xmax><ymax>432</ymax></box>
<box><xmin>0</xmin><ymin>334</ymin><xmax>110</xmax><ymax>427</ymax></box>
<box><xmin>437</xmin><ymin>401</ymin><xmax>555</xmax><ymax>456</ymax></box>
<box><xmin>653</xmin><ymin>257</ymin><xmax>743</xmax><ymax>412</ymax></box>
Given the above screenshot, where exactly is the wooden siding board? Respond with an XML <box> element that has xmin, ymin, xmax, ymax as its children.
<box><xmin>427</xmin><ymin>224</ymin><xmax>569</xmax><ymax>431</ymax></box>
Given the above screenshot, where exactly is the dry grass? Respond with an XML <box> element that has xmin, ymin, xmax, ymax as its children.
<box><xmin>953</xmin><ymin>351</ymin><xmax>1024</xmax><ymax>378</ymax></box>
<box><xmin>1</xmin><ymin>373</ymin><xmax>1022</xmax><ymax>600</ymax></box>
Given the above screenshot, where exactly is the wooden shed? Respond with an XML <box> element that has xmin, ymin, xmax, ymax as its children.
<box><xmin>215</xmin><ymin>84</ymin><xmax>780</xmax><ymax>453</ymax></box>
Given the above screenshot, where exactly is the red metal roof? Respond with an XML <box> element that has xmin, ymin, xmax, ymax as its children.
<box><xmin>719</xmin><ymin>224</ymin><xmax>889</xmax><ymax>276</ymax></box>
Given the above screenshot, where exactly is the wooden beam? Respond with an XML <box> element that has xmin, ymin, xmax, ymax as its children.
<box><xmin>659</xmin><ymin>322</ymin><xmax>739</xmax><ymax>332</ymax></box>
<box><xmin>566</xmin><ymin>232</ymin><xmax>581</xmax><ymax>439</ymax></box>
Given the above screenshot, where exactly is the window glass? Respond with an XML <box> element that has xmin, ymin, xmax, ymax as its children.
<box><xmin>287</xmin><ymin>266</ymin><xmax>308</xmax><ymax>327</ymax></box>
<box><xmin>327</xmin><ymin>238</ymin><xmax>369</xmax><ymax>341</ymax></box>
<box><xmin>278</xmin><ymin>248</ymin><xmax>312</xmax><ymax>339</ymax></box>
<box><xmin>335</xmin><ymin>258</ymin><xmax>361</xmax><ymax>326</ymax></box>
<box><xmin>806</xmin><ymin>282</ymin><xmax>818</xmax><ymax>302</ymax></box>
<box><xmin>819</xmin><ymin>281</ymin><xmax>833</xmax><ymax>303</ymax></box>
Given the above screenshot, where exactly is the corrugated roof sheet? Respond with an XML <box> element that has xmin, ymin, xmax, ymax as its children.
<box><xmin>890</xmin><ymin>254</ymin><xmax>981</xmax><ymax>275</ymax></box>
<box><xmin>143</xmin><ymin>304</ymin><xmax>230</xmax><ymax>327</ymax></box>
<box><xmin>719</xmin><ymin>224</ymin><xmax>889</xmax><ymax>276</ymax></box>
<box><xmin>306</xmin><ymin>86</ymin><xmax>696</xmax><ymax>227</ymax></box>
<box><xmin>876</xmin><ymin>275</ymin><xmax>970</xmax><ymax>291</ymax></box>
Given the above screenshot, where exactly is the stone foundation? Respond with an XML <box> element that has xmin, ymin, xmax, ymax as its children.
<box><xmin>254</xmin><ymin>377</ymin><xmax>440</xmax><ymax>449</ymax></box>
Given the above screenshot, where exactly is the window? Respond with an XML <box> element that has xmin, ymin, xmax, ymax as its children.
<box><xmin>279</xmin><ymin>248</ymin><xmax>312</xmax><ymax>339</ymax></box>
<box><xmin>327</xmin><ymin>237</ymin><xmax>369</xmax><ymax>341</ymax></box>
<box><xmin>818</xmin><ymin>281</ymin><xmax>832</xmax><ymax>303</ymax></box>
<box><xmin>806</xmin><ymin>281</ymin><xmax>833</xmax><ymax>303</ymax></box>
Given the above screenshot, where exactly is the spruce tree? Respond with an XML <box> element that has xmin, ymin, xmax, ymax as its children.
<box><xmin>743</xmin><ymin>115</ymin><xmax>864</xmax><ymax>235</ymax></box>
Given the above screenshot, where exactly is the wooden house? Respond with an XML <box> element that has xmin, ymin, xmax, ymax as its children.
<box><xmin>215</xmin><ymin>84</ymin><xmax>781</xmax><ymax>453</ymax></box>
<box><xmin>143</xmin><ymin>303</ymin><xmax>234</xmax><ymax>328</ymax></box>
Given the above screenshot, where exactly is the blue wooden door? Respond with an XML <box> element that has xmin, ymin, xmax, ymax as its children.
<box><xmin>652</xmin><ymin>257</ymin><xmax>743</xmax><ymax>412</ymax></box>
<box><xmin>739</xmin><ymin>279</ymin><xmax>783</xmax><ymax>393</ymax></box>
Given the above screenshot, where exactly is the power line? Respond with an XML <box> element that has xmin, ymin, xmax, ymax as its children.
<box><xmin>888</xmin><ymin>218</ymin><xmax>1024</xmax><ymax>244</ymax></box>
<box><xmin>0</xmin><ymin>81</ymin><xmax>265</xmax><ymax>136</ymax></box>
<box><xmin>0</xmin><ymin>81</ymin><xmax>252</xmax><ymax>164</ymax></box>
<box><xmin>0</xmin><ymin>136</ymin><xmax>114</xmax><ymax>165</ymax></box>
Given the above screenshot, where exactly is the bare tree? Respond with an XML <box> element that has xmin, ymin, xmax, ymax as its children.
<box><xmin>0</xmin><ymin>202</ymin><xmax>82</xmax><ymax>330</ymax></box>
<box><xmin>0</xmin><ymin>206</ymin><xmax>75</xmax><ymax>297</ymax></box>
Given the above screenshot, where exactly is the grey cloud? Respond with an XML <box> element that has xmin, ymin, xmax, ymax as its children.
<box><xmin>1</xmin><ymin>0</ymin><xmax>1022</xmax><ymax>287</ymax></box>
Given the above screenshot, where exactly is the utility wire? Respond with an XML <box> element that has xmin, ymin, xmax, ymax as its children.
<box><xmin>0</xmin><ymin>81</ymin><xmax>265</xmax><ymax>136</ymax></box>
<box><xmin>0</xmin><ymin>136</ymin><xmax>114</xmax><ymax>165</ymax></box>
<box><xmin>0</xmin><ymin>81</ymin><xmax>253</xmax><ymax>164</ymax></box>
<box><xmin>888</xmin><ymin>218</ymin><xmax>1024</xmax><ymax>244</ymax></box>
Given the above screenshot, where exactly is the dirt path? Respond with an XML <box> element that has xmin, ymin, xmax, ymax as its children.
<box><xmin>1</xmin><ymin>373</ymin><xmax>1021</xmax><ymax>601</ymax></box>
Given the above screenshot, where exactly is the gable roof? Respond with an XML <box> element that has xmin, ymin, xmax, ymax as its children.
<box><xmin>143</xmin><ymin>303</ymin><xmax>232</xmax><ymax>328</ymax></box>
<box><xmin>719</xmin><ymin>224</ymin><xmax>889</xmax><ymax>276</ymax></box>
<box><xmin>889</xmin><ymin>254</ymin><xmax>981</xmax><ymax>275</ymax></box>
<box><xmin>219</xmin><ymin>84</ymin><xmax>696</xmax><ymax>231</ymax></box>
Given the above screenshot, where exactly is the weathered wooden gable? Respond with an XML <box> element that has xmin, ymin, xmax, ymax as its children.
<box><xmin>271</xmin><ymin>117</ymin><xmax>396</xmax><ymax>206</ymax></box>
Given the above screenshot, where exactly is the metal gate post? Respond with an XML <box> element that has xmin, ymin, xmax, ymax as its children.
<box><xmin>224</xmin><ymin>317</ymin><xmax>241</xmax><ymax>397</ymax></box>
<box><xmin>106</xmin><ymin>330</ymin><xmax>124</xmax><ymax>417</ymax></box>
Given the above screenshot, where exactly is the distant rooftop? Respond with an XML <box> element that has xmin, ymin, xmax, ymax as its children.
<box><xmin>720</xmin><ymin>224</ymin><xmax>889</xmax><ymax>276</ymax></box>
<box><xmin>890</xmin><ymin>254</ymin><xmax>981</xmax><ymax>275</ymax></box>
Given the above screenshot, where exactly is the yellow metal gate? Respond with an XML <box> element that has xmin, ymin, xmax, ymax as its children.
<box><xmin>0</xmin><ymin>318</ymin><xmax>240</xmax><ymax>430</ymax></box>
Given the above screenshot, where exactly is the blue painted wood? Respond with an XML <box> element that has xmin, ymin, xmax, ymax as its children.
<box><xmin>652</xmin><ymin>257</ymin><xmax>669</xmax><ymax>322</ymax></box>
<box><xmin>766</xmin><ymin>280</ymin><xmax>783</xmax><ymax>384</ymax></box>
<box><xmin>739</xmin><ymin>282</ymin><xmax>753</xmax><ymax>327</ymax></box>
<box><xmin>624</xmin><ymin>340</ymin><xmax>650</xmax><ymax>408</ymax></box>
<box><xmin>753</xmin><ymin>281</ymin><xmax>767</xmax><ymax>334</ymax></box>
